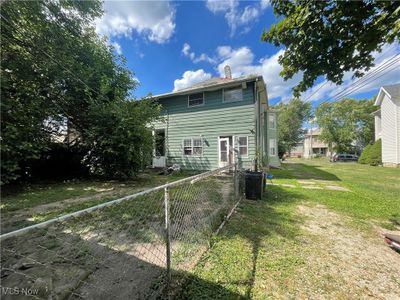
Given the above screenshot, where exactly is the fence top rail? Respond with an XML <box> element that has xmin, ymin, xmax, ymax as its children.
<box><xmin>0</xmin><ymin>164</ymin><xmax>235</xmax><ymax>241</ymax></box>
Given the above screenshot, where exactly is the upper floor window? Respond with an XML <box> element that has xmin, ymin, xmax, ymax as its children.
<box><xmin>188</xmin><ymin>93</ymin><xmax>204</xmax><ymax>107</ymax></box>
<box><xmin>269</xmin><ymin>113</ymin><xmax>276</xmax><ymax>129</ymax></box>
<box><xmin>223</xmin><ymin>87</ymin><xmax>243</xmax><ymax>103</ymax></box>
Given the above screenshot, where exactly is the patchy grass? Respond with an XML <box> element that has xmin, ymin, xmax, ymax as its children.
<box><xmin>278</xmin><ymin>158</ymin><xmax>400</xmax><ymax>229</ymax></box>
<box><xmin>180</xmin><ymin>159</ymin><xmax>400</xmax><ymax>299</ymax></box>
<box><xmin>179</xmin><ymin>187</ymin><xmax>305</xmax><ymax>299</ymax></box>
<box><xmin>1</xmin><ymin>170</ymin><xmax>196</xmax><ymax>213</ymax></box>
<box><xmin>0</xmin><ymin>169</ymin><xmax>199</xmax><ymax>234</ymax></box>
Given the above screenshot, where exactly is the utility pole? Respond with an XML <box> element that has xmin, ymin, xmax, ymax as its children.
<box><xmin>310</xmin><ymin>119</ymin><xmax>313</xmax><ymax>159</ymax></box>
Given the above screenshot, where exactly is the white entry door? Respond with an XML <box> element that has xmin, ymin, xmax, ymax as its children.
<box><xmin>219</xmin><ymin>137</ymin><xmax>230</xmax><ymax>167</ymax></box>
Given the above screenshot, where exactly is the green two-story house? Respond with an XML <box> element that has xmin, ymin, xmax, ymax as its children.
<box><xmin>151</xmin><ymin>75</ymin><xmax>279</xmax><ymax>170</ymax></box>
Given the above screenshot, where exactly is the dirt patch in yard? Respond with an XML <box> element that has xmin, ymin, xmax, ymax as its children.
<box><xmin>302</xmin><ymin>185</ymin><xmax>323</xmax><ymax>190</ymax></box>
<box><xmin>1</xmin><ymin>176</ymin><xmax>235</xmax><ymax>299</ymax></box>
<box><xmin>295</xmin><ymin>204</ymin><xmax>400</xmax><ymax>299</ymax></box>
<box><xmin>0</xmin><ymin>186</ymin><xmax>152</xmax><ymax>234</ymax></box>
<box><xmin>324</xmin><ymin>185</ymin><xmax>351</xmax><ymax>191</ymax></box>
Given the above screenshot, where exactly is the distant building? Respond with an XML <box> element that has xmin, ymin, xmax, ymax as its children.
<box><xmin>303</xmin><ymin>128</ymin><xmax>331</xmax><ymax>158</ymax></box>
<box><xmin>288</xmin><ymin>128</ymin><xmax>331</xmax><ymax>158</ymax></box>
<box><xmin>290</xmin><ymin>142</ymin><xmax>304</xmax><ymax>158</ymax></box>
<box><xmin>373</xmin><ymin>83</ymin><xmax>400</xmax><ymax>167</ymax></box>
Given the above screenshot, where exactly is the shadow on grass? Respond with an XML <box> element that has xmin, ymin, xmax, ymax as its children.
<box><xmin>1</xmin><ymin>222</ymin><xmax>245</xmax><ymax>300</ymax></box>
<box><xmin>277</xmin><ymin>163</ymin><xmax>340</xmax><ymax>181</ymax></box>
<box><xmin>178</xmin><ymin>186</ymin><xmax>306</xmax><ymax>299</ymax></box>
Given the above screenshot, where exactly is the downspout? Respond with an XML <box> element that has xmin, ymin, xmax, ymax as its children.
<box><xmin>165</xmin><ymin>109</ymin><xmax>169</xmax><ymax>167</ymax></box>
<box><xmin>396</xmin><ymin>103</ymin><xmax>399</xmax><ymax>165</ymax></box>
<box><xmin>254</xmin><ymin>79</ymin><xmax>258</xmax><ymax>171</ymax></box>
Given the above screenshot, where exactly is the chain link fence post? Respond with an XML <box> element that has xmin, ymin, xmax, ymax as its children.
<box><xmin>164</xmin><ymin>186</ymin><xmax>171</xmax><ymax>292</ymax></box>
<box><xmin>234</xmin><ymin>162</ymin><xmax>239</xmax><ymax>200</ymax></box>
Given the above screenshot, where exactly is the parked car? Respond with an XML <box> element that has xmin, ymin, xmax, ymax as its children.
<box><xmin>330</xmin><ymin>153</ymin><xmax>359</xmax><ymax>162</ymax></box>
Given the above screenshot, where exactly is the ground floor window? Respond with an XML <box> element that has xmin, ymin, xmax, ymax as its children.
<box><xmin>183</xmin><ymin>138</ymin><xmax>203</xmax><ymax>156</ymax></box>
<box><xmin>269</xmin><ymin>138</ymin><xmax>277</xmax><ymax>156</ymax></box>
<box><xmin>238</xmin><ymin>136</ymin><xmax>248</xmax><ymax>157</ymax></box>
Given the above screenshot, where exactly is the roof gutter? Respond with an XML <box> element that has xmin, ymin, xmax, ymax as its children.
<box><xmin>154</xmin><ymin>76</ymin><xmax>263</xmax><ymax>100</ymax></box>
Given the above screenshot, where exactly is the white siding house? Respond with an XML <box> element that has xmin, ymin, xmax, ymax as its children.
<box><xmin>374</xmin><ymin>83</ymin><xmax>400</xmax><ymax>167</ymax></box>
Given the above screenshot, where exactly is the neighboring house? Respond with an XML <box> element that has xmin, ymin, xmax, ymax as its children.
<box><xmin>151</xmin><ymin>74</ymin><xmax>280</xmax><ymax>170</ymax></box>
<box><xmin>373</xmin><ymin>83</ymin><xmax>400</xmax><ymax>167</ymax></box>
<box><xmin>303</xmin><ymin>128</ymin><xmax>331</xmax><ymax>158</ymax></box>
<box><xmin>288</xmin><ymin>128</ymin><xmax>331</xmax><ymax>158</ymax></box>
<box><xmin>290</xmin><ymin>142</ymin><xmax>304</xmax><ymax>158</ymax></box>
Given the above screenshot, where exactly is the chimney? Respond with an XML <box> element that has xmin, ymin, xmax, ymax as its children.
<box><xmin>224</xmin><ymin>65</ymin><xmax>232</xmax><ymax>79</ymax></box>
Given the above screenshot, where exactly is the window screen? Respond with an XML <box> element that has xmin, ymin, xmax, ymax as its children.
<box><xmin>188</xmin><ymin>93</ymin><xmax>204</xmax><ymax>107</ymax></box>
<box><xmin>238</xmin><ymin>137</ymin><xmax>248</xmax><ymax>156</ymax></box>
<box><xmin>223</xmin><ymin>87</ymin><xmax>243</xmax><ymax>103</ymax></box>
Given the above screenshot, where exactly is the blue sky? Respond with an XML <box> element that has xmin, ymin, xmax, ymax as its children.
<box><xmin>96</xmin><ymin>0</ymin><xmax>400</xmax><ymax>105</ymax></box>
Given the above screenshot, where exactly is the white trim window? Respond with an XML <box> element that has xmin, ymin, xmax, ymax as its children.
<box><xmin>238</xmin><ymin>136</ymin><xmax>248</xmax><ymax>157</ymax></box>
<box><xmin>223</xmin><ymin>87</ymin><xmax>243</xmax><ymax>103</ymax></box>
<box><xmin>269</xmin><ymin>138</ymin><xmax>277</xmax><ymax>156</ymax></box>
<box><xmin>183</xmin><ymin>138</ymin><xmax>203</xmax><ymax>156</ymax></box>
<box><xmin>269</xmin><ymin>113</ymin><xmax>276</xmax><ymax>129</ymax></box>
<box><xmin>188</xmin><ymin>93</ymin><xmax>204</xmax><ymax>107</ymax></box>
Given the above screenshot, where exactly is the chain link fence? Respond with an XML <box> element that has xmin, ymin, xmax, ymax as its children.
<box><xmin>1</xmin><ymin>164</ymin><xmax>244</xmax><ymax>299</ymax></box>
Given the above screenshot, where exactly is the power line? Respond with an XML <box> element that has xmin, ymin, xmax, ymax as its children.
<box><xmin>326</xmin><ymin>54</ymin><xmax>400</xmax><ymax>102</ymax></box>
<box><xmin>303</xmin><ymin>81</ymin><xmax>330</xmax><ymax>102</ymax></box>
<box><xmin>303</xmin><ymin>47</ymin><xmax>399</xmax><ymax>103</ymax></box>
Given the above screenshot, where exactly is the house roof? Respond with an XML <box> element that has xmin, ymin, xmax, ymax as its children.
<box><xmin>153</xmin><ymin>75</ymin><xmax>264</xmax><ymax>99</ymax></box>
<box><xmin>374</xmin><ymin>83</ymin><xmax>400</xmax><ymax>106</ymax></box>
<box><xmin>305</xmin><ymin>128</ymin><xmax>323</xmax><ymax>136</ymax></box>
<box><xmin>371</xmin><ymin>109</ymin><xmax>381</xmax><ymax>116</ymax></box>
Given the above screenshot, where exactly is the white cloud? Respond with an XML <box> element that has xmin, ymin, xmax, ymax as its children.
<box><xmin>216</xmin><ymin>46</ymin><xmax>255</xmax><ymax>77</ymax></box>
<box><xmin>181</xmin><ymin>43</ymin><xmax>216</xmax><ymax>64</ymax></box>
<box><xmin>301</xmin><ymin>43</ymin><xmax>400</xmax><ymax>102</ymax></box>
<box><xmin>261</xmin><ymin>0</ymin><xmax>270</xmax><ymax>9</ymax></box>
<box><xmin>215</xmin><ymin>46</ymin><xmax>302</xmax><ymax>101</ymax></box>
<box><xmin>175</xmin><ymin>42</ymin><xmax>399</xmax><ymax>102</ymax></box>
<box><xmin>176</xmin><ymin>45</ymin><xmax>302</xmax><ymax>101</ymax></box>
<box><xmin>206</xmin><ymin>0</ymin><xmax>237</xmax><ymax>13</ymax></box>
<box><xmin>173</xmin><ymin>69</ymin><xmax>212</xmax><ymax>91</ymax></box>
<box><xmin>205</xmin><ymin>0</ymin><xmax>268</xmax><ymax>36</ymax></box>
<box><xmin>96</xmin><ymin>1</ymin><xmax>175</xmax><ymax>44</ymax></box>
<box><xmin>111</xmin><ymin>41</ymin><xmax>122</xmax><ymax>55</ymax></box>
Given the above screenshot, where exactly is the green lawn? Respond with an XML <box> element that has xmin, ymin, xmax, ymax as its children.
<box><xmin>276</xmin><ymin>158</ymin><xmax>400</xmax><ymax>228</ymax></box>
<box><xmin>179</xmin><ymin>159</ymin><xmax>400</xmax><ymax>299</ymax></box>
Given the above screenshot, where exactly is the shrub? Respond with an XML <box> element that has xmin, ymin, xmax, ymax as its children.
<box><xmin>359</xmin><ymin>139</ymin><xmax>382</xmax><ymax>166</ymax></box>
<box><xmin>19</xmin><ymin>143</ymin><xmax>89</xmax><ymax>181</ymax></box>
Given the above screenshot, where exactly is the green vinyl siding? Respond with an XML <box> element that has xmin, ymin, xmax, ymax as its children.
<box><xmin>266</xmin><ymin>112</ymin><xmax>280</xmax><ymax>168</ymax></box>
<box><xmin>154</xmin><ymin>85</ymin><xmax>256</xmax><ymax>170</ymax></box>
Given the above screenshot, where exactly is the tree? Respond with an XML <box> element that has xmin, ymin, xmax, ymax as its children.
<box><xmin>83</xmin><ymin>99</ymin><xmax>160</xmax><ymax>179</ymax></box>
<box><xmin>275</xmin><ymin>98</ymin><xmax>312</xmax><ymax>156</ymax></box>
<box><xmin>315</xmin><ymin>99</ymin><xmax>376</xmax><ymax>154</ymax></box>
<box><xmin>262</xmin><ymin>1</ymin><xmax>400</xmax><ymax>96</ymax></box>
<box><xmin>1</xmin><ymin>1</ymin><xmax>156</xmax><ymax>184</ymax></box>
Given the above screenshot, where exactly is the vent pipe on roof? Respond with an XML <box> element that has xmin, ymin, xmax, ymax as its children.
<box><xmin>224</xmin><ymin>65</ymin><xmax>232</xmax><ymax>79</ymax></box>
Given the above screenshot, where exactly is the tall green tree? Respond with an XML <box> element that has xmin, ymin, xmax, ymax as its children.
<box><xmin>83</xmin><ymin>99</ymin><xmax>160</xmax><ymax>179</ymax></box>
<box><xmin>262</xmin><ymin>0</ymin><xmax>400</xmax><ymax>96</ymax></box>
<box><xmin>315</xmin><ymin>99</ymin><xmax>376</xmax><ymax>153</ymax></box>
<box><xmin>275</xmin><ymin>98</ymin><xmax>312</xmax><ymax>156</ymax></box>
<box><xmin>1</xmin><ymin>1</ymin><xmax>156</xmax><ymax>184</ymax></box>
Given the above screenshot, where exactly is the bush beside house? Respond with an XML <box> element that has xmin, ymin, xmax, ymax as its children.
<box><xmin>359</xmin><ymin>139</ymin><xmax>382</xmax><ymax>166</ymax></box>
